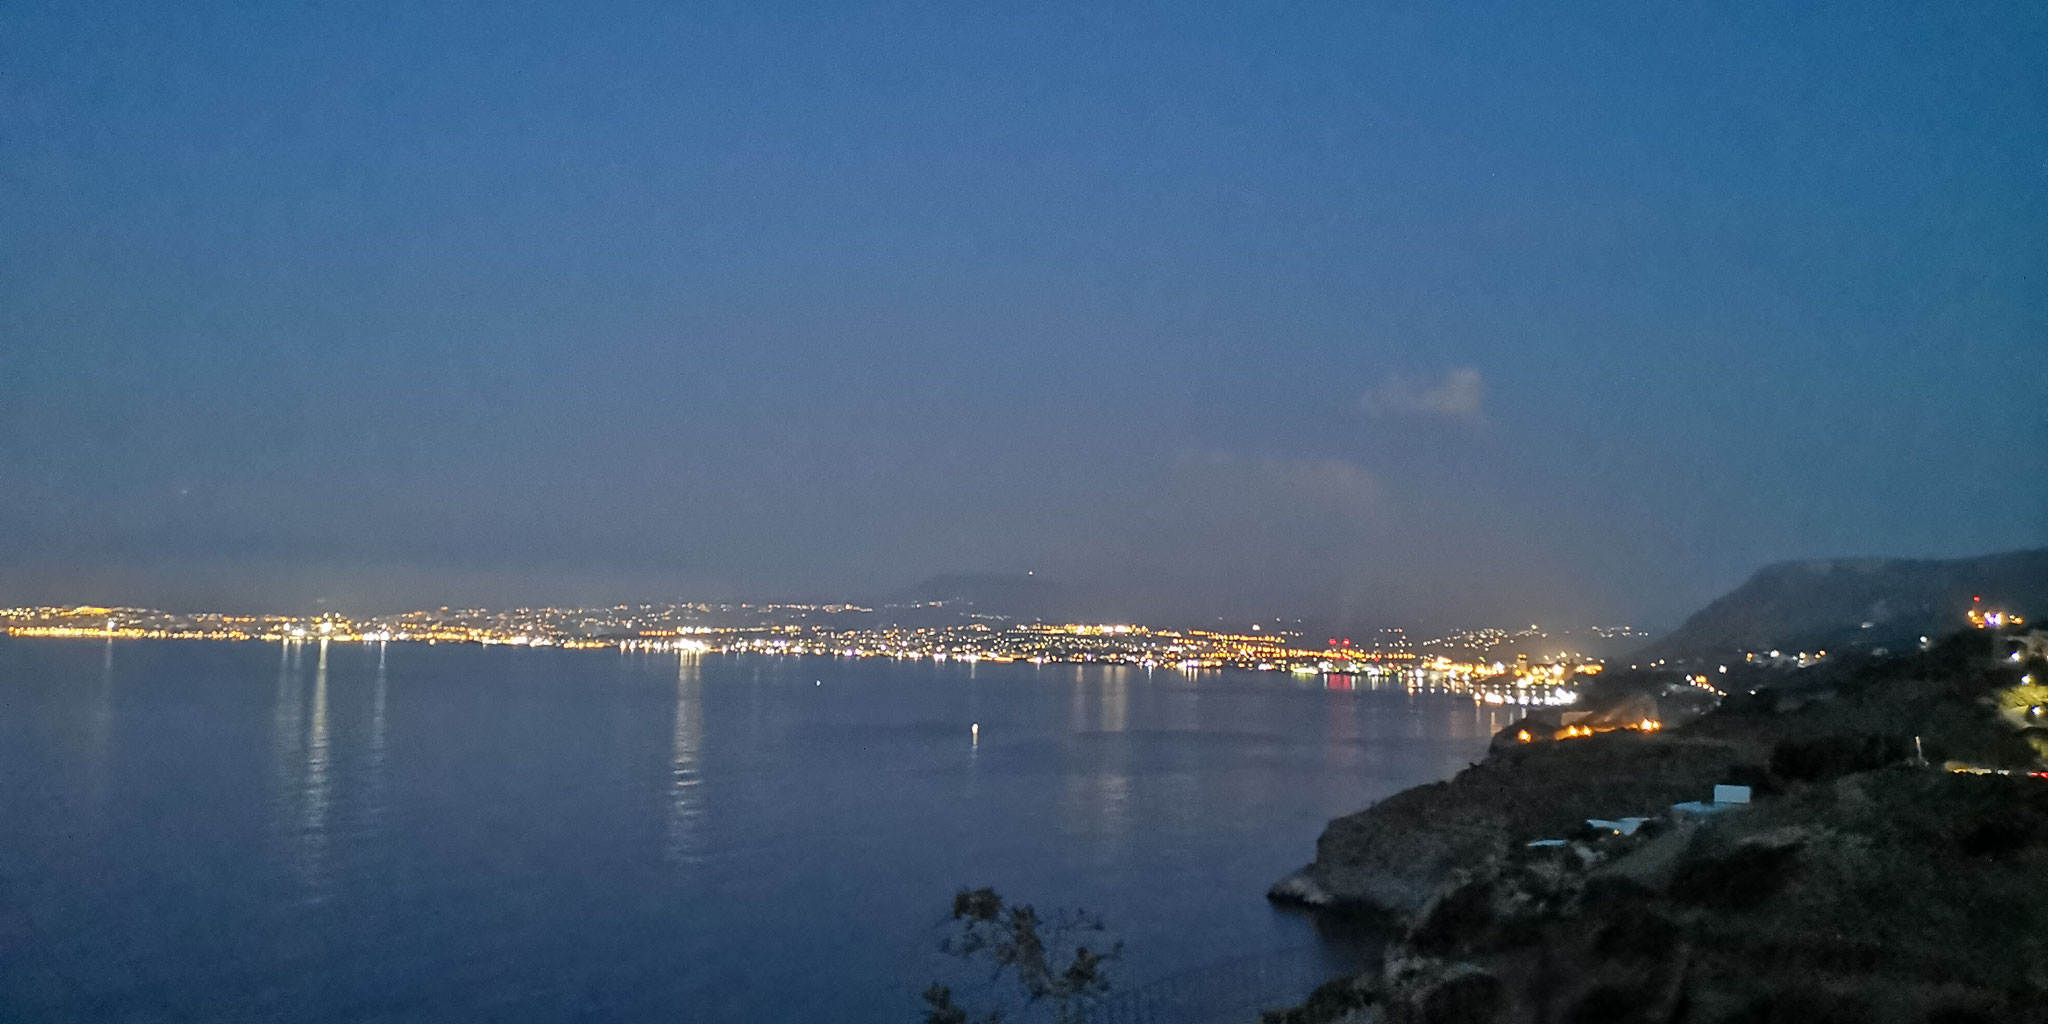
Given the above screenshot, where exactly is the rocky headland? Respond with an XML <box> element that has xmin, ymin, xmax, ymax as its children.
<box><xmin>1261</xmin><ymin>627</ymin><xmax>2048</xmax><ymax>1024</ymax></box>
<box><xmin>1266</xmin><ymin>731</ymin><xmax>1747</xmax><ymax>921</ymax></box>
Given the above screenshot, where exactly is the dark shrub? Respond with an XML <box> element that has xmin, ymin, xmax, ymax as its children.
<box><xmin>1485</xmin><ymin>910</ymin><xmax>1548</xmax><ymax>952</ymax></box>
<box><xmin>1578</xmin><ymin>875</ymin><xmax>1656</xmax><ymax>914</ymax></box>
<box><xmin>1258</xmin><ymin>976</ymin><xmax>1374</xmax><ymax>1024</ymax></box>
<box><xmin>1925</xmin><ymin>1003</ymin><xmax>2001</xmax><ymax>1024</ymax></box>
<box><xmin>1669</xmin><ymin>842</ymin><xmax>1799</xmax><ymax>911</ymax></box>
<box><xmin>1958</xmin><ymin>819</ymin><xmax>2032</xmax><ymax>859</ymax></box>
<box><xmin>1421</xmin><ymin>969</ymin><xmax>1504</xmax><ymax>1024</ymax></box>
<box><xmin>1408</xmin><ymin>879</ymin><xmax>1496</xmax><ymax>955</ymax></box>
<box><xmin>1796</xmin><ymin>937</ymin><xmax>1886</xmax><ymax>973</ymax></box>
<box><xmin>1591</xmin><ymin>910</ymin><xmax>1678</xmax><ymax>962</ymax></box>
<box><xmin>1568</xmin><ymin>984</ymin><xmax>1650</xmax><ymax>1024</ymax></box>
<box><xmin>1726</xmin><ymin>990</ymin><xmax>1873</xmax><ymax>1024</ymax></box>
<box><xmin>1769</xmin><ymin>733</ymin><xmax>1907</xmax><ymax>783</ymax></box>
<box><xmin>950</xmin><ymin>887</ymin><xmax>1002</xmax><ymax>922</ymax></box>
<box><xmin>1718</xmin><ymin>762</ymin><xmax>1778</xmax><ymax>797</ymax></box>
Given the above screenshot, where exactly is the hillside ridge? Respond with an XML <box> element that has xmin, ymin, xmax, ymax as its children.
<box><xmin>1635</xmin><ymin>547</ymin><xmax>2047</xmax><ymax>664</ymax></box>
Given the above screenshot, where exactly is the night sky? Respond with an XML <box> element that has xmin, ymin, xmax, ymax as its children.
<box><xmin>3</xmin><ymin>2</ymin><xmax>2044</xmax><ymax>629</ymax></box>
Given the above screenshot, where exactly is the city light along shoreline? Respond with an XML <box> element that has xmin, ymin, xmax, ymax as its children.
<box><xmin>2</xmin><ymin>605</ymin><xmax>1626</xmax><ymax>707</ymax></box>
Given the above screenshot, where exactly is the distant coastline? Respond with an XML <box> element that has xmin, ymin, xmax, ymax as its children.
<box><xmin>2</xmin><ymin>603</ymin><xmax>1651</xmax><ymax>704</ymax></box>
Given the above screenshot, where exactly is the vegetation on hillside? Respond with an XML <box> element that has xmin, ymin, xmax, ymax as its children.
<box><xmin>920</xmin><ymin>888</ymin><xmax>1121</xmax><ymax>1024</ymax></box>
<box><xmin>1633</xmin><ymin>548</ymin><xmax>2047</xmax><ymax>665</ymax></box>
<box><xmin>1265</xmin><ymin>626</ymin><xmax>2048</xmax><ymax>1023</ymax></box>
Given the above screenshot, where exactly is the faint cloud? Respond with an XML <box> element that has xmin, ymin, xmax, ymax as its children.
<box><xmin>1360</xmin><ymin>368</ymin><xmax>1485</xmax><ymax>427</ymax></box>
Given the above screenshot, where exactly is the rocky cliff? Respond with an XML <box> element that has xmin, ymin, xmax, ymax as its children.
<box><xmin>1261</xmin><ymin>630</ymin><xmax>2048</xmax><ymax>1024</ymax></box>
<box><xmin>1268</xmin><ymin>732</ymin><xmax>1752</xmax><ymax>921</ymax></box>
<box><xmin>1264</xmin><ymin>768</ymin><xmax>2048</xmax><ymax>1024</ymax></box>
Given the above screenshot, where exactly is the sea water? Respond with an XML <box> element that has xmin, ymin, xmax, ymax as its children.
<box><xmin>0</xmin><ymin>639</ymin><xmax>1509</xmax><ymax>1022</ymax></box>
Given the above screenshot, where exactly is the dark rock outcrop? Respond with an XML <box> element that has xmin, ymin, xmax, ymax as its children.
<box><xmin>1266</xmin><ymin>630</ymin><xmax>2048</xmax><ymax>1024</ymax></box>
<box><xmin>1268</xmin><ymin>769</ymin><xmax>2048</xmax><ymax>1024</ymax></box>
<box><xmin>1269</xmin><ymin>733</ymin><xmax>1749</xmax><ymax>922</ymax></box>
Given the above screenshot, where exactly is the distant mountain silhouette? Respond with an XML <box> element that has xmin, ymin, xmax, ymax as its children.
<box><xmin>1635</xmin><ymin>548</ymin><xmax>2048</xmax><ymax>665</ymax></box>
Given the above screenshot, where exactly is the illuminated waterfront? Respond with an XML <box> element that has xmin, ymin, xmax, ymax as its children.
<box><xmin>3</xmin><ymin>604</ymin><xmax>1609</xmax><ymax>707</ymax></box>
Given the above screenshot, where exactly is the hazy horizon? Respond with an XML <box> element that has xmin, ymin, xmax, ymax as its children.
<box><xmin>6</xmin><ymin>3</ymin><xmax>2044</xmax><ymax>632</ymax></box>
<box><xmin>8</xmin><ymin>549</ymin><xmax>2048</xmax><ymax>644</ymax></box>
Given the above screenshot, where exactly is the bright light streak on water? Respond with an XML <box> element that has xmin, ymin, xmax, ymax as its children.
<box><xmin>302</xmin><ymin>640</ymin><xmax>332</xmax><ymax>901</ymax></box>
<box><xmin>668</xmin><ymin>654</ymin><xmax>705</xmax><ymax>865</ymax></box>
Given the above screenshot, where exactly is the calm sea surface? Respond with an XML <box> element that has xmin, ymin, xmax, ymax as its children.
<box><xmin>0</xmin><ymin>639</ymin><xmax>1510</xmax><ymax>1023</ymax></box>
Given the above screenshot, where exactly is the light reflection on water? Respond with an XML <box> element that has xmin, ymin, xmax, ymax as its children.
<box><xmin>1326</xmin><ymin>685</ymin><xmax>1358</xmax><ymax>771</ymax></box>
<box><xmin>0</xmin><ymin>640</ymin><xmax>1502</xmax><ymax>1024</ymax></box>
<box><xmin>84</xmin><ymin>640</ymin><xmax>115</xmax><ymax>815</ymax></box>
<box><xmin>667</xmin><ymin>653</ymin><xmax>705</xmax><ymax>865</ymax></box>
<box><xmin>300</xmin><ymin>640</ymin><xmax>332</xmax><ymax>899</ymax></box>
<box><xmin>364</xmin><ymin>642</ymin><xmax>389</xmax><ymax>839</ymax></box>
<box><xmin>270</xmin><ymin>640</ymin><xmax>304</xmax><ymax>836</ymax></box>
<box><xmin>1068</xmin><ymin>666</ymin><xmax>1131</xmax><ymax>734</ymax></box>
<box><xmin>1103</xmin><ymin>669</ymin><xmax>1129</xmax><ymax>733</ymax></box>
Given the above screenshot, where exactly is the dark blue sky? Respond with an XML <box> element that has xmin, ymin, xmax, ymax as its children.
<box><xmin>3</xmin><ymin>1</ymin><xmax>2043</xmax><ymax>628</ymax></box>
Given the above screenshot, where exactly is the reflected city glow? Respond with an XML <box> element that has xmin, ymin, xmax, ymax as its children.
<box><xmin>1068</xmin><ymin>668</ymin><xmax>1131</xmax><ymax>734</ymax></box>
<box><xmin>270</xmin><ymin>642</ymin><xmax>303</xmax><ymax>889</ymax></box>
<box><xmin>1102</xmin><ymin>672</ymin><xmax>1128</xmax><ymax>733</ymax></box>
<box><xmin>273</xmin><ymin>641</ymin><xmax>304</xmax><ymax>769</ymax></box>
<box><xmin>1064</xmin><ymin>763</ymin><xmax>1134</xmax><ymax>851</ymax></box>
<box><xmin>1062</xmin><ymin>668</ymin><xmax>1136</xmax><ymax>849</ymax></box>
<box><xmin>85</xmin><ymin>640</ymin><xmax>116</xmax><ymax>814</ymax></box>
<box><xmin>366</xmin><ymin>641</ymin><xmax>390</xmax><ymax>837</ymax></box>
<box><xmin>1326</xmin><ymin>686</ymin><xmax>1358</xmax><ymax>772</ymax></box>
<box><xmin>667</xmin><ymin>654</ymin><xmax>705</xmax><ymax>865</ymax></box>
<box><xmin>269</xmin><ymin>638</ymin><xmax>336</xmax><ymax>901</ymax></box>
<box><xmin>1095</xmin><ymin>770</ymin><xmax>1131</xmax><ymax>840</ymax></box>
<box><xmin>300</xmin><ymin>640</ymin><xmax>332</xmax><ymax>899</ymax></box>
<box><xmin>371</xmin><ymin>643</ymin><xmax>388</xmax><ymax>771</ymax></box>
